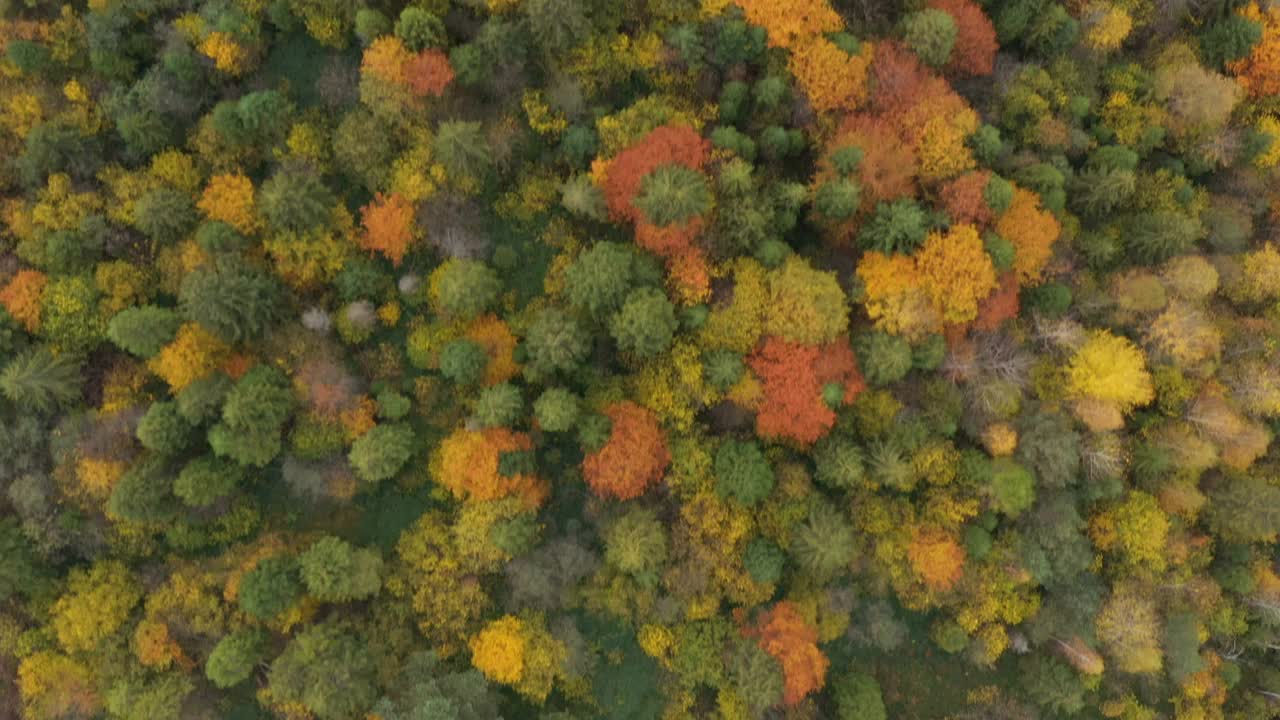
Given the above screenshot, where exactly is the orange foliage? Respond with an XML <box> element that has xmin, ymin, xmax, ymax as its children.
<box><xmin>295</xmin><ymin>357</ymin><xmax>360</xmax><ymax>416</ymax></box>
<box><xmin>940</xmin><ymin>171</ymin><xmax>994</xmax><ymax>227</ymax></box>
<box><xmin>359</xmin><ymin>192</ymin><xmax>417</xmax><ymax>265</ymax></box>
<box><xmin>0</xmin><ymin>269</ymin><xmax>47</xmax><ymax>332</ymax></box>
<box><xmin>339</xmin><ymin>396</ymin><xmax>378</xmax><ymax>441</ymax></box>
<box><xmin>972</xmin><ymin>272</ymin><xmax>1020</xmax><ymax>332</ymax></box>
<box><xmin>840</xmin><ymin>114</ymin><xmax>918</xmax><ymax>207</ymax></box>
<box><xmin>436</xmin><ymin>427</ymin><xmax>549</xmax><ymax>507</ymax></box>
<box><xmin>907</xmin><ymin>525</ymin><xmax>966</xmax><ymax>591</ymax></box>
<box><xmin>665</xmin><ymin>246</ymin><xmax>711</xmax><ymax>305</ymax></box>
<box><xmin>788</xmin><ymin>37</ymin><xmax>873</xmax><ymax>113</ymax></box>
<box><xmin>812</xmin><ymin>336</ymin><xmax>867</xmax><ymax>404</ymax></box>
<box><xmin>1228</xmin><ymin>2</ymin><xmax>1280</xmax><ymax>98</ymax></box>
<box><xmin>867</xmin><ymin>41</ymin><xmax>938</xmax><ymax>118</ymax></box>
<box><xmin>748</xmin><ymin>337</ymin><xmax>835</xmax><ymax>447</ymax></box>
<box><xmin>995</xmin><ymin>187</ymin><xmax>1060</xmax><ymax>285</ymax></box>
<box><xmin>582</xmin><ymin>401</ymin><xmax>670</xmax><ymax>501</ymax></box>
<box><xmin>362</xmin><ymin>36</ymin><xmax>412</xmax><ymax>85</ymax></box>
<box><xmin>198</xmin><ymin>173</ymin><xmax>257</xmax><ymax>235</ymax></box>
<box><xmin>735</xmin><ymin>0</ymin><xmax>842</xmax><ymax>50</ymax></box>
<box><xmin>134</xmin><ymin>619</ymin><xmax>192</xmax><ymax>671</ymax></box>
<box><xmin>464</xmin><ymin>314</ymin><xmax>520</xmax><ymax>386</ymax></box>
<box><xmin>404</xmin><ymin>50</ymin><xmax>454</xmax><ymax>97</ymax></box>
<box><xmin>635</xmin><ymin>217</ymin><xmax>703</xmax><ymax>257</ymax></box>
<box><xmin>856</xmin><ymin>251</ymin><xmax>941</xmax><ymax>340</ymax></box>
<box><xmin>747</xmin><ymin>602</ymin><xmax>829</xmax><ymax>706</ymax></box>
<box><xmin>601</xmin><ymin>124</ymin><xmax>710</xmax><ymax>225</ymax></box>
<box><xmin>929</xmin><ymin>0</ymin><xmax>997</xmax><ymax>77</ymax></box>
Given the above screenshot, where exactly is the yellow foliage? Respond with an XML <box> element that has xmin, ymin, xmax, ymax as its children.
<box><xmin>1090</xmin><ymin>491</ymin><xmax>1170</xmax><ymax>572</ymax></box>
<box><xmin>697</xmin><ymin>258</ymin><xmax>768</xmax><ymax>352</ymax></box>
<box><xmin>632</xmin><ymin>340</ymin><xmax>716</xmax><ymax>432</ymax></box>
<box><xmin>76</xmin><ymin>457</ymin><xmax>128</xmax><ymax>499</ymax></box>
<box><xmin>18</xmin><ymin>651</ymin><xmax>100</xmax><ymax>720</ymax></box>
<box><xmin>51</xmin><ymin>560</ymin><xmax>141</xmax><ymax>653</ymax></box>
<box><xmin>198</xmin><ymin>173</ymin><xmax>258</xmax><ymax>234</ymax></box>
<box><xmin>1066</xmin><ymin>331</ymin><xmax>1155</xmax><ymax>413</ymax></box>
<box><xmin>148</xmin><ymin>322</ymin><xmax>232</xmax><ymax>391</ymax></box>
<box><xmin>735</xmin><ymin>0</ymin><xmax>842</xmax><ymax>50</ymax></box>
<box><xmin>763</xmin><ymin>255</ymin><xmax>848</xmax><ymax>345</ymax></box>
<box><xmin>32</xmin><ymin>174</ymin><xmax>101</xmax><ymax>233</ymax></box>
<box><xmin>855</xmin><ymin>251</ymin><xmax>941</xmax><ymax>340</ymax></box>
<box><xmin>200</xmin><ymin>31</ymin><xmax>250</xmax><ymax>75</ymax></box>
<box><xmin>995</xmin><ymin>187</ymin><xmax>1060</xmax><ymax>285</ymax></box>
<box><xmin>95</xmin><ymin>261</ymin><xmax>153</xmax><ymax>315</ymax></box>
<box><xmin>470</xmin><ymin>615</ymin><xmax>527</xmax><ymax>684</ymax></box>
<box><xmin>1232</xmin><ymin>242</ymin><xmax>1280</xmax><ymax>303</ymax></box>
<box><xmin>1256</xmin><ymin>115</ymin><xmax>1280</xmax><ymax>168</ymax></box>
<box><xmin>522</xmin><ymin>90</ymin><xmax>569</xmax><ymax>136</ymax></box>
<box><xmin>982</xmin><ymin>423</ymin><xmax>1018</xmax><ymax>456</ymax></box>
<box><xmin>465</xmin><ymin>314</ymin><xmax>520</xmax><ymax>386</ymax></box>
<box><xmin>787</xmin><ymin>37</ymin><xmax>873</xmax><ymax>114</ymax></box>
<box><xmin>916</xmin><ymin>109</ymin><xmax>979</xmax><ymax>183</ymax></box>
<box><xmin>263</xmin><ymin>212</ymin><xmax>355</xmax><ymax>290</ymax></box>
<box><xmin>915</xmin><ymin>224</ymin><xmax>998</xmax><ymax>324</ymax></box>
<box><xmin>3</xmin><ymin>92</ymin><xmax>42</xmax><ymax>137</ymax></box>
<box><xmin>1083</xmin><ymin>3</ymin><xmax>1133</xmax><ymax>51</ymax></box>
<box><xmin>149</xmin><ymin>150</ymin><xmax>203</xmax><ymax>193</ymax></box>
<box><xmin>638</xmin><ymin>623</ymin><xmax>675</xmax><ymax>664</ymax></box>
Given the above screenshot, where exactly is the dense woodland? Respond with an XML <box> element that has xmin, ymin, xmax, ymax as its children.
<box><xmin>1</xmin><ymin>0</ymin><xmax>1280</xmax><ymax>718</ymax></box>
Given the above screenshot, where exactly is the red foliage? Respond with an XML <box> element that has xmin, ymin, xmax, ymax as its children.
<box><xmin>582</xmin><ymin>401</ymin><xmax>670</xmax><ymax>501</ymax></box>
<box><xmin>972</xmin><ymin>272</ymin><xmax>1020</xmax><ymax>331</ymax></box>
<box><xmin>404</xmin><ymin>49</ymin><xmax>455</xmax><ymax>97</ymax></box>
<box><xmin>812</xmin><ymin>335</ymin><xmax>867</xmax><ymax>405</ymax></box>
<box><xmin>748</xmin><ymin>337</ymin><xmax>835</xmax><ymax>447</ymax></box>
<box><xmin>840</xmin><ymin>115</ymin><xmax>919</xmax><ymax>207</ymax></box>
<box><xmin>635</xmin><ymin>217</ymin><xmax>703</xmax><ymax>257</ymax></box>
<box><xmin>359</xmin><ymin>192</ymin><xmax>416</xmax><ymax>265</ymax></box>
<box><xmin>746</xmin><ymin>602</ymin><xmax>830</xmax><ymax>706</ymax></box>
<box><xmin>867</xmin><ymin>41</ymin><xmax>937</xmax><ymax>118</ymax></box>
<box><xmin>601</xmin><ymin>125</ymin><xmax>711</xmax><ymax>225</ymax></box>
<box><xmin>939</xmin><ymin>171</ymin><xmax>994</xmax><ymax>228</ymax></box>
<box><xmin>929</xmin><ymin>0</ymin><xmax>997</xmax><ymax>77</ymax></box>
<box><xmin>665</xmin><ymin>246</ymin><xmax>711</xmax><ymax>304</ymax></box>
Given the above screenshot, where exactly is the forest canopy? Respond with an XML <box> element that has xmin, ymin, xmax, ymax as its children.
<box><xmin>1</xmin><ymin>0</ymin><xmax>1280</xmax><ymax>719</ymax></box>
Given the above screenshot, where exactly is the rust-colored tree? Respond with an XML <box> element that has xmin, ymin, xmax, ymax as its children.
<box><xmin>601</xmin><ymin>125</ymin><xmax>710</xmax><ymax>225</ymax></box>
<box><xmin>359</xmin><ymin>192</ymin><xmax>416</xmax><ymax>265</ymax></box>
<box><xmin>929</xmin><ymin>0</ymin><xmax>997</xmax><ymax>77</ymax></box>
<box><xmin>582</xmin><ymin>401</ymin><xmax>671</xmax><ymax>500</ymax></box>
<box><xmin>747</xmin><ymin>602</ymin><xmax>830</xmax><ymax>706</ymax></box>
<box><xmin>748</xmin><ymin>337</ymin><xmax>835</xmax><ymax>447</ymax></box>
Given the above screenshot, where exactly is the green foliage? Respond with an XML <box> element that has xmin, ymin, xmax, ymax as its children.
<box><xmin>610</xmin><ymin>287</ymin><xmax>677</xmax><ymax>358</ymax></box>
<box><xmin>534</xmin><ymin>387</ymin><xmax>580</xmax><ymax>432</ymax></box>
<box><xmin>108</xmin><ymin>306</ymin><xmax>182</xmax><ymax>358</ymax></box>
<box><xmin>209</xmin><ymin>365</ymin><xmax>294</xmax><ymax>467</ymax></box>
<box><xmin>0</xmin><ymin>346</ymin><xmax>81</xmax><ymax>413</ymax></box>
<box><xmin>349</xmin><ymin>423</ymin><xmax>416</xmax><ymax>483</ymax></box>
<box><xmin>473</xmin><ymin>382</ymin><xmax>523</xmax><ymax>428</ymax></box>
<box><xmin>523</xmin><ymin>307</ymin><xmax>590</xmax><ymax>380</ymax></box>
<box><xmin>136</xmin><ymin>400</ymin><xmax>195</xmax><ymax>455</ymax></box>
<box><xmin>725</xmin><ymin>637</ymin><xmax>785</xmax><ymax>714</ymax></box>
<box><xmin>742</xmin><ymin>537</ymin><xmax>785</xmax><ymax>585</ymax></box>
<box><xmin>239</xmin><ymin>555</ymin><xmax>303</xmax><ymax>620</ymax></box>
<box><xmin>260</xmin><ymin>165</ymin><xmax>336</xmax><ymax>233</ymax></box>
<box><xmin>990</xmin><ymin>458</ymin><xmax>1035</xmax><ymax>517</ymax></box>
<box><xmin>833</xmin><ymin>671</ymin><xmax>886</xmax><ymax>720</ymax></box>
<box><xmin>134</xmin><ymin>188</ymin><xmax>198</xmax><ymax>245</ymax></box>
<box><xmin>1201</xmin><ymin>15</ymin><xmax>1263</xmax><ymax>68</ymax></box>
<box><xmin>109</xmin><ymin>454</ymin><xmax>180</xmax><ymax>524</ymax></box>
<box><xmin>269</xmin><ymin>622</ymin><xmax>378</xmax><ymax>720</ymax></box>
<box><xmin>180</xmin><ymin>257</ymin><xmax>287</xmax><ymax>344</ymax></box>
<box><xmin>105</xmin><ymin>673</ymin><xmax>194</xmax><ymax>720</ymax></box>
<box><xmin>855</xmin><ymin>332</ymin><xmax>913</xmax><ymax>386</ymax></box>
<box><xmin>396</xmin><ymin>7</ymin><xmax>447</xmax><ymax>51</ymax></box>
<box><xmin>814</xmin><ymin>436</ymin><xmax>866</xmax><ymax>490</ymax></box>
<box><xmin>434</xmin><ymin>121</ymin><xmax>491</xmax><ymax>183</ymax></box>
<box><xmin>791</xmin><ymin>502</ymin><xmax>856</xmax><ymax>579</ymax></box>
<box><xmin>1019</xmin><ymin>656</ymin><xmax>1086</xmax><ymax>715</ymax></box>
<box><xmin>859</xmin><ymin>200</ymin><xmax>928</xmax><ymax>254</ymax></box>
<box><xmin>299</xmin><ymin>536</ymin><xmax>383</xmax><ymax>602</ymax></box>
<box><xmin>207</xmin><ymin>629</ymin><xmax>269</xmax><ymax>688</ymax></box>
<box><xmin>174</xmin><ymin>455</ymin><xmax>244</xmax><ymax>507</ymax></box>
<box><xmin>634</xmin><ymin>165</ymin><xmax>712</xmax><ymax>227</ymax></box>
<box><xmin>714</xmin><ymin>439</ymin><xmax>774</xmax><ymax>506</ymax></box>
<box><xmin>605</xmin><ymin>508</ymin><xmax>668</xmax><ymax>585</ymax></box>
<box><xmin>434</xmin><ymin>260</ymin><xmax>501</xmax><ymax>320</ymax></box>
<box><xmin>902</xmin><ymin>9</ymin><xmax>957</xmax><ymax>67</ymax></box>
<box><xmin>814</xmin><ymin>178</ymin><xmax>861</xmax><ymax>221</ymax></box>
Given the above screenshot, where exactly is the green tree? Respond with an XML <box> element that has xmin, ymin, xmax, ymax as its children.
<box><xmin>134</xmin><ymin>188</ymin><xmax>198</xmax><ymax>245</ymax></box>
<box><xmin>107</xmin><ymin>306</ymin><xmax>182</xmax><ymax>358</ymax></box>
<box><xmin>814</xmin><ymin>436</ymin><xmax>866</xmax><ymax>490</ymax></box>
<box><xmin>239</xmin><ymin>555</ymin><xmax>304</xmax><ymax>620</ymax></box>
<box><xmin>859</xmin><ymin>200</ymin><xmax>929</xmax><ymax>255</ymax></box>
<box><xmin>564</xmin><ymin>242</ymin><xmax>650</xmax><ymax>319</ymax></box>
<box><xmin>174</xmin><ymin>455</ymin><xmax>244</xmax><ymax>507</ymax></box>
<box><xmin>208</xmin><ymin>366</ymin><xmax>295</xmax><ymax>467</ymax></box>
<box><xmin>1018</xmin><ymin>655</ymin><xmax>1086</xmax><ymax>716</ymax></box>
<box><xmin>0</xmin><ymin>347</ymin><xmax>81</xmax><ymax>413</ymax></box>
<box><xmin>179</xmin><ymin>257</ymin><xmax>287</xmax><ymax>344</ymax></box>
<box><xmin>299</xmin><ymin>536</ymin><xmax>383</xmax><ymax>603</ymax></box>
<box><xmin>604</xmin><ymin>508</ymin><xmax>668</xmax><ymax>586</ymax></box>
<box><xmin>349</xmin><ymin>423</ymin><xmax>415</xmax><ymax>483</ymax></box>
<box><xmin>439</xmin><ymin>339</ymin><xmax>489</xmax><ymax>386</ymax></box>
<box><xmin>634</xmin><ymin>165</ymin><xmax>712</xmax><ymax>227</ymax></box>
<box><xmin>268</xmin><ymin>622</ymin><xmax>378</xmax><ymax>720</ymax></box>
<box><xmin>395</xmin><ymin>7</ymin><xmax>446</xmax><ymax>51</ymax></box>
<box><xmin>714</xmin><ymin>439</ymin><xmax>774</xmax><ymax>506</ymax></box>
<box><xmin>534</xmin><ymin>388</ymin><xmax>580</xmax><ymax>432</ymax></box>
<box><xmin>522</xmin><ymin>307</ymin><xmax>590</xmax><ymax>380</ymax></box>
<box><xmin>902</xmin><ymin>9</ymin><xmax>957</xmax><ymax>67</ymax></box>
<box><xmin>790</xmin><ymin>502</ymin><xmax>855</xmax><ymax>579</ymax></box>
<box><xmin>105</xmin><ymin>673</ymin><xmax>194</xmax><ymax>720</ymax></box>
<box><xmin>259</xmin><ymin>165</ymin><xmax>336</xmax><ymax>233</ymax></box>
<box><xmin>206</xmin><ymin>629</ymin><xmax>269</xmax><ymax>689</ymax></box>
<box><xmin>433</xmin><ymin>260</ymin><xmax>501</xmax><ymax>321</ymax></box>
<box><xmin>434</xmin><ymin>121</ymin><xmax>491</xmax><ymax>183</ymax></box>
<box><xmin>991</xmin><ymin>458</ymin><xmax>1035</xmax><ymax>517</ymax></box>
<box><xmin>743</xmin><ymin>537</ymin><xmax>785</xmax><ymax>584</ymax></box>
<box><xmin>609</xmin><ymin>288</ymin><xmax>677</xmax><ymax>358</ymax></box>
<box><xmin>136</xmin><ymin>401</ymin><xmax>195</xmax><ymax>455</ymax></box>
<box><xmin>855</xmin><ymin>332</ymin><xmax>912</xmax><ymax>386</ymax></box>
<box><xmin>108</xmin><ymin>455</ymin><xmax>179</xmax><ymax>524</ymax></box>
<box><xmin>473</xmin><ymin>382</ymin><xmax>523</xmax><ymax>428</ymax></box>
<box><xmin>833</xmin><ymin>671</ymin><xmax>886</xmax><ymax>720</ymax></box>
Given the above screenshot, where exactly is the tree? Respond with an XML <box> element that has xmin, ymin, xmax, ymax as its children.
<box><xmin>136</xmin><ymin>401</ymin><xmax>195</xmax><ymax>455</ymax></box>
<box><xmin>714</xmin><ymin>439</ymin><xmax>775</xmax><ymax>506</ymax></box>
<box><xmin>269</xmin><ymin>622</ymin><xmax>378</xmax><ymax>720</ymax></box>
<box><xmin>51</xmin><ymin>560</ymin><xmax>141</xmax><ymax>653</ymax></box>
<box><xmin>610</xmin><ymin>288</ymin><xmax>677</xmax><ymax>358</ymax></box>
<box><xmin>104</xmin><ymin>673</ymin><xmax>193</xmax><ymax>720</ymax></box>
<box><xmin>179</xmin><ymin>256</ymin><xmax>286</xmax><ymax>344</ymax></box>
<box><xmin>259</xmin><ymin>165</ymin><xmax>335</xmax><ymax>233</ymax></box>
<box><xmin>748</xmin><ymin>602</ymin><xmax>829</xmax><ymax>706</ymax></box>
<box><xmin>725</xmin><ymin>636</ymin><xmax>785</xmax><ymax>715</ymax></box>
<box><xmin>1015</xmin><ymin>412</ymin><xmax>1080</xmax><ymax>488</ymax></box>
<box><xmin>299</xmin><ymin>536</ymin><xmax>383</xmax><ymax>602</ymax></box>
<box><xmin>1019</xmin><ymin>655</ymin><xmax>1086</xmax><ymax>715</ymax></box>
<box><xmin>522</xmin><ymin>308</ymin><xmax>590</xmax><ymax>381</ymax></box>
<box><xmin>833</xmin><ymin>671</ymin><xmax>887</xmax><ymax>720</ymax></box>
<box><xmin>764</xmin><ymin>256</ymin><xmax>848</xmax><ymax>345</ymax></box>
<box><xmin>990</xmin><ymin>458</ymin><xmax>1035</xmax><ymax>517</ymax></box>
<box><xmin>430</xmin><ymin>259</ymin><xmax>501</xmax><ymax>321</ymax></box>
<box><xmin>473</xmin><ymin>382</ymin><xmax>523</xmax><ymax>428</ymax></box>
<box><xmin>208</xmin><ymin>365</ymin><xmax>294</xmax><ymax>467</ymax></box>
<box><xmin>855</xmin><ymin>332</ymin><xmax>913</xmax><ymax>386</ymax></box>
<box><xmin>108</xmin><ymin>306</ymin><xmax>182</xmax><ymax>358</ymax></box>
<box><xmin>0</xmin><ymin>347</ymin><xmax>81</xmax><ymax>413</ymax></box>
<box><xmin>435</xmin><ymin>427</ymin><xmax>548</xmax><ymax>506</ymax></box>
<box><xmin>604</xmin><ymin>508</ymin><xmax>668</xmax><ymax>585</ymax></box>
<box><xmin>108</xmin><ymin>455</ymin><xmax>180</xmax><ymax>524</ymax></box>
<box><xmin>814</xmin><ymin>436</ymin><xmax>866</xmax><ymax>490</ymax></box>
<box><xmin>434</xmin><ymin>120</ymin><xmax>491</xmax><ymax>183</ymax></box>
<box><xmin>239</xmin><ymin>555</ymin><xmax>304</xmax><ymax>620</ymax></box>
<box><xmin>790</xmin><ymin>502</ymin><xmax>855</xmax><ymax>579</ymax></box>
<box><xmin>1095</xmin><ymin>583</ymin><xmax>1162</xmax><ymax>675</ymax></box>
<box><xmin>174</xmin><ymin>455</ymin><xmax>243</xmax><ymax>507</ymax></box>
<box><xmin>1065</xmin><ymin>331</ymin><xmax>1154</xmax><ymax>417</ymax></box>
<box><xmin>533</xmin><ymin>388</ymin><xmax>580</xmax><ymax>432</ymax></box>
<box><xmin>1205</xmin><ymin>472</ymin><xmax>1280</xmax><ymax>543</ymax></box>
<box><xmin>914</xmin><ymin>224</ymin><xmax>998</xmax><ymax>324</ymax></box>
<box><xmin>564</xmin><ymin>242</ymin><xmax>650</xmax><ymax>319</ymax></box>
<box><xmin>634</xmin><ymin>165</ymin><xmax>712</xmax><ymax>227</ymax></box>
<box><xmin>206</xmin><ymin>629</ymin><xmax>268</xmax><ymax>688</ymax></box>
<box><xmin>902</xmin><ymin>9</ymin><xmax>958</xmax><ymax>67</ymax></box>
<box><xmin>907</xmin><ymin>525</ymin><xmax>966</xmax><ymax>591</ymax></box>
<box><xmin>359</xmin><ymin>192</ymin><xmax>417</xmax><ymax>265</ymax></box>
<box><xmin>349</xmin><ymin>423</ymin><xmax>415</xmax><ymax>483</ymax></box>
<box><xmin>582</xmin><ymin>402</ymin><xmax>670</xmax><ymax>501</ymax></box>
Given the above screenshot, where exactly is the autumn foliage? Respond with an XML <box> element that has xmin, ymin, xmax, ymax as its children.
<box><xmin>1228</xmin><ymin>2</ymin><xmax>1280</xmax><ymax>98</ymax></box>
<box><xmin>582</xmin><ymin>401</ymin><xmax>670</xmax><ymax>500</ymax></box>
<box><xmin>0</xmin><ymin>269</ymin><xmax>47</xmax><ymax>332</ymax></box>
<box><xmin>434</xmin><ymin>427</ymin><xmax>549</xmax><ymax>507</ymax></box>
<box><xmin>929</xmin><ymin>0</ymin><xmax>997</xmax><ymax>77</ymax></box>
<box><xmin>747</xmin><ymin>602</ymin><xmax>830</xmax><ymax>706</ymax></box>
<box><xmin>749</xmin><ymin>336</ymin><xmax>864</xmax><ymax>446</ymax></box>
<box><xmin>907</xmin><ymin>525</ymin><xmax>967</xmax><ymax>591</ymax></box>
<box><xmin>602</xmin><ymin>124</ymin><xmax>710</xmax><ymax>226</ymax></box>
<box><xmin>359</xmin><ymin>192</ymin><xmax>417</xmax><ymax>265</ymax></box>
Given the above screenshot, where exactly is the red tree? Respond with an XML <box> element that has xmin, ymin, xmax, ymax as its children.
<box><xmin>972</xmin><ymin>272</ymin><xmax>1020</xmax><ymax>331</ymax></box>
<box><xmin>601</xmin><ymin>125</ymin><xmax>710</xmax><ymax>224</ymax></box>
<box><xmin>582</xmin><ymin>401</ymin><xmax>670</xmax><ymax>500</ymax></box>
<box><xmin>748</xmin><ymin>337</ymin><xmax>835</xmax><ymax>447</ymax></box>
<box><xmin>940</xmin><ymin>170</ymin><xmax>994</xmax><ymax>228</ymax></box>
<box><xmin>930</xmin><ymin>0</ymin><xmax>997</xmax><ymax>77</ymax></box>
<box><xmin>404</xmin><ymin>49</ymin><xmax>455</xmax><ymax>97</ymax></box>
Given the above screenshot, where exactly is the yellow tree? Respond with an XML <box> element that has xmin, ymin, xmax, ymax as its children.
<box><xmin>1065</xmin><ymin>331</ymin><xmax>1154</xmax><ymax>429</ymax></box>
<box><xmin>914</xmin><ymin>224</ymin><xmax>998</xmax><ymax>325</ymax></box>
